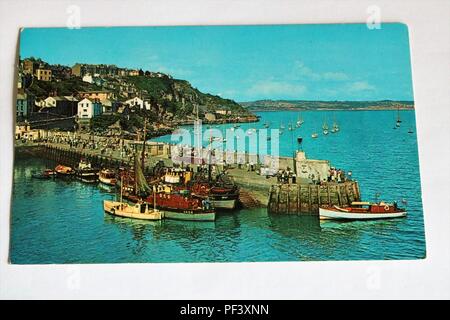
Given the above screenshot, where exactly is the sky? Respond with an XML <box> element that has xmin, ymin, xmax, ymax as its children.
<box><xmin>20</xmin><ymin>23</ymin><xmax>414</xmax><ymax>102</ymax></box>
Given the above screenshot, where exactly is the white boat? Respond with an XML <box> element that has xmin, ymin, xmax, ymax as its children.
<box><xmin>99</xmin><ymin>169</ymin><xmax>117</xmax><ymax>186</ymax></box>
<box><xmin>103</xmin><ymin>200</ymin><xmax>163</xmax><ymax>220</ymax></box>
<box><xmin>311</xmin><ymin>133</ymin><xmax>318</xmax><ymax>138</ymax></box>
<box><xmin>323</xmin><ymin>130</ymin><xmax>329</xmax><ymax>135</ymax></box>
<box><xmin>319</xmin><ymin>202</ymin><xmax>407</xmax><ymax>220</ymax></box>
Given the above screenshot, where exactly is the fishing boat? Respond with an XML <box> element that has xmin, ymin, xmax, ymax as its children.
<box><xmin>32</xmin><ymin>169</ymin><xmax>56</xmax><ymax>179</ymax></box>
<box><xmin>280</xmin><ymin>122</ymin><xmax>285</xmax><ymax>130</ymax></box>
<box><xmin>123</xmin><ymin>149</ymin><xmax>216</xmax><ymax>221</ymax></box>
<box><xmin>297</xmin><ymin>137</ymin><xmax>303</xmax><ymax>144</ymax></box>
<box><xmin>311</xmin><ymin>133</ymin><xmax>318</xmax><ymax>138</ymax></box>
<box><xmin>189</xmin><ymin>177</ymin><xmax>239</xmax><ymax>210</ymax></box>
<box><xmin>99</xmin><ymin>169</ymin><xmax>117</xmax><ymax>186</ymax></box>
<box><xmin>408</xmin><ymin>128</ymin><xmax>414</xmax><ymax>134</ymax></box>
<box><xmin>323</xmin><ymin>129</ymin><xmax>329</xmax><ymax>135</ymax></box>
<box><xmin>55</xmin><ymin>165</ymin><xmax>75</xmax><ymax>177</ymax></box>
<box><xmin>319</xmin><ymin>201</ymin><xmax>407</xmax><ymax>220</ymax></box>
<box><xmin>124</xmin><ymin>187</ymin><xmax>216</xmax><ymax>221</ymax></box>
<box><xmin>75</xmin><ymin>159</ymin><xmax>98</xmax><ymax>183</ymax></box>
<box><xmin>263</xmin><ymin>121</ymin><xmax>270</xmax><ymax>128</ymax></box>
<box><xmin>103</xmin><ymin>200</ymin><xmax>163</xmax><ymax>220</ymax></box>
<box><xmin>288</xmin><ymin>123</ymin><xmax>294</xmax><ymax>131</ymax></box>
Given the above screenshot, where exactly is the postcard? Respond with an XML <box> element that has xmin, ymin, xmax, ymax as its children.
<box><xmin>11</xmin><ymin>23</ymin><xmax>425</xmax><ymax>264</ymax></box>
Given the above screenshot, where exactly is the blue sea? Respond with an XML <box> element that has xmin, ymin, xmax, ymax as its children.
<box><xmin>10</xmin><ymin>110</ymin><xmax>426</xmax><ymax>263</ymax></box>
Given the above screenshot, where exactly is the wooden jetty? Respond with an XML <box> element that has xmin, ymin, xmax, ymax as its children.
<box><xmin>268</xmin><ymin>181</ymin><xmax>361</xmax><ymax>215</ymax></box>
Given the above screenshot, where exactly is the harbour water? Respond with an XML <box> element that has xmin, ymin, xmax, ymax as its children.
<box><xmin>10</xmin><ymin>110</ymin><xmax>426</xmax><ymax>263</ymax></box>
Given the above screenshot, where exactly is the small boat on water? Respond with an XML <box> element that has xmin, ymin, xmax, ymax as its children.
<box><xmin>32</xmin><ymin>169</ymin><xmax>56</xmax><ymax>179</ymax></box>
<box><xmin>296</xmin><ymin>112</ymin><xmax>304</xmax><ymax>127</ymax></box>
<box><xmin>311</xmin><ymin>133</ymin><xmax>318</xmax><ymax>138</ymax></box>
<box><xmin>319</xmin><ymin>201</ymin><xmax>407</xmax><ymax>220</ymax></box>
<box><xmin>408</xmin><ymin>128</ymin><xmax>414</xmax><ymax>134</ymax></box>
<box><xmin>103</xmin><ymin>200</ymin><xmax>163</xmax><ymax>221</ymax></box>
<box><xmin>55</xmin><ymin>165</ymin><xmax>75</xmax><ymax>177</ymax></box>
<box><xmin>76</xmin><ymin>159</ymin><xmax>98</xmax><ymax>183</ymax></box>
<box><xmin>99</xmin><ymin>169</ymin><xmax>117</xmax><ymax>186</ymax></box>
<box><xmin>323</xmin><ymin>129</ymin><xmax>329</xmax><ymax>135</ymax></box>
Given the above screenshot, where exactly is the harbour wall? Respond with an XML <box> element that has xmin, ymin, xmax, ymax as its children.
<box><xmin>268</xmin><ymin>181</ymin><xmax>361</xmax><ymax>215</ymax></box>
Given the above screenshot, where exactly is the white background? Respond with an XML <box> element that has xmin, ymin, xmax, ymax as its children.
<box><xmin>1</xmin><ymin>0</ymin><xmax>449</xmax><ymax>299</ymax></box>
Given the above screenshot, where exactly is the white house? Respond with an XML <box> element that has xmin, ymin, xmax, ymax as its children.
<box><xmin>82</xmin><ymin>74</ymin><xmax>93</xmax><ymax>83</ymax></box>
<box><xmin>77</xmin><ymin>98</ymin><xmax>102</xmax><ymax>119</ymax></box>
<box><xmin>125</xmin><ymin>97</ymin><xmax>151</xmax><ymax>110</ymax></box>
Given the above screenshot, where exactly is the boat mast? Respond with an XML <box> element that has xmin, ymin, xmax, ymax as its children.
<box><xmin>120</xmin><ymin>174</ymin><xmax>124</xmax><ymax>204</ymax></box>
<box><xmin>141</xmin><ymin>117</ymin><xmax>147</xmax><ymax>173</ymax></box>
<box><xmin>153</xmin><ymin>185</ymin><xmax>156</xmax><ymax>211</ymax></box>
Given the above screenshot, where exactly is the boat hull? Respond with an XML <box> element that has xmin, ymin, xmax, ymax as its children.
<box><xmin>163</xmin><ymin>210</ymin><xmax>215</xmax><ymax>222</ymax></box>
<box><xmin>210</xmin><ymin>198</ymin><xmax>237</xmax><ymax>210</ymax></box>
<box><xmin>99</xmin><ymin>177</ymin><xmax>116</xmax><ymax>186</ymax></box>
<box><xmin>319</xmin><ymin>207</ymin><xmax>407</xmax><ymax>220</ymax></box>
<box><xmin>103</xmin><ymin>200</ymin><xmax>163</xmax><ymax>221</ymax></box>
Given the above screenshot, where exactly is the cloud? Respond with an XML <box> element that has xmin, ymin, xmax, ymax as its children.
<box><xmin>294</xmin><ymin>61</ymin><xmax>349</xmax><ymax>81</ymax></box>
<box><xmin>322</xmin><ymin>72</ymin><xmax>349</xmax><ymax>81</ymax></box>
<box><xmin>348</xmin><ymin>81</ymin><xmax>376</xmax><ymax>92</ymax></box>
<box><xmin>246</xmin><ymin>80</ymin><xmax>307</xmax><ymax>98</ymax></box>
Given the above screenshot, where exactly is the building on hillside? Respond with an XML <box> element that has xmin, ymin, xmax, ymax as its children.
<box><xmin>82</xmin><ymin>74</ymin><xmax>93</xmax><ymax>83</ymax></box>
<box><xmin>78</xmin><ymin>90</ymin><xmax>112</xmax><ymax>101</ymax></box>
<box><xmin>204</xmin><ymin>112</ymin><xmax>216</xmax><ymax>121</ymax></box>
<box><xmin>50</xmin><ymin>65</ymin><xmax>72</xmax><ymax>80</ymax></box>
<box><xmin>100</xmin><ymin>99</ymin><xmax>115</xmax><ymax>114</ymax></box>
<box><xmin>41</xmin><ymin>96</ymin><xmax>79</xmax><ymax>116</ymax></box>
<box><xmin>124</xmin><ymin>96</ymin><xmax>151</xmax><ymax>110</ymax></box>
<box><xmin>128</xmin><ymin>70</ymin><xmax>140</xmax><ymax>76</ymax></box>
<box><xmin>77</xmin><ymin>98</ymin><xmax>103</xmax><ymax>119</ymax></box>
<box><xmin>17</xmin><ymin>72</ymin><xmax>23</xmax><ymax>89</ymax></box>
<box><xmin>77</xmin><ymin>98</ymin><xmax>103</xmax><ymax>130</ymax></box>
<box><xmin>23</xmin><ymin>59</ymin><xmax>39</xmax><ymax>75</ymax></box>
<box><xmin>16</xmin><ymin>93</ymin><xmax>34</xmax><ymax>119</ymax></box>
<box><xmin>36</xmin><ymin>68</ymin><xmax>52</xmax><ymax>81</ymax></box>
<box><xmin>72</xmin><ymin>63</ymin><xmax>120</xmax><ymax>77</ymax></box>
<box><xmin>215</xmin><ymin>109</ymin><xmax>231</xmax><ymax>116</ymax></box>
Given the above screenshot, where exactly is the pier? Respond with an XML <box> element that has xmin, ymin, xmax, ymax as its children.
<box><xmin>15</xmin><ymin>131</ymin><xmax>362</xmax><ymax>214</ymax></box>
<box><xmin>268</xmin><ymin>181</ymin><xmax>360</xmax><ymax>215</ymax></box>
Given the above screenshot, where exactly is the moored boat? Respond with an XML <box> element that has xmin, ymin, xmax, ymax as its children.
<box><xmin>103</xmin><ymin>200</ymin><xmax>163</xmax><ymax>220</ymax></box>
<box><xmin>124</xmin><ymin>189</ymin><xmax>216</xmax><ymax>222</ymax></box>
<box><xmin>99</xmin><ymin>169</ymin><xmax>117</xmax><ymax>186</ymax></box>
<box><xmin>189</xmin><ymin>181</ymin><xmax>239</xmax><ymax>210</ymax></box>
<box><xmin>55</xmin><ymin>165</ymin><xmax>75</xmax><ymax>177</ymax></box>
<box><xmin>76</xmin><ymin>159</ymin><xmax>98</xmax><ymax>183</ymax></box>
<box><xmin>319</xmin><ymin>201</ymin><xmax>407</xmax><ymax>220</ymax></box>
<box><xmin>32</xmin><ymin>169</ymin><xmax>56</xmax><ymax>179</ymax></box>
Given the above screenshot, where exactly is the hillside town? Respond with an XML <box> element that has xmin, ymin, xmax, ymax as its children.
<box><xmin>16</xmin><ymin>57</ymin><xmax>257</xmax><ymax>141</ymax></box>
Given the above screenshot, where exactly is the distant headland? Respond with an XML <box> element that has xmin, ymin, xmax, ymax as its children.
<box><xmin>240</xmin><ymin>100</ymin><xmax>414</xmax><ymax>111</ymax></box>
